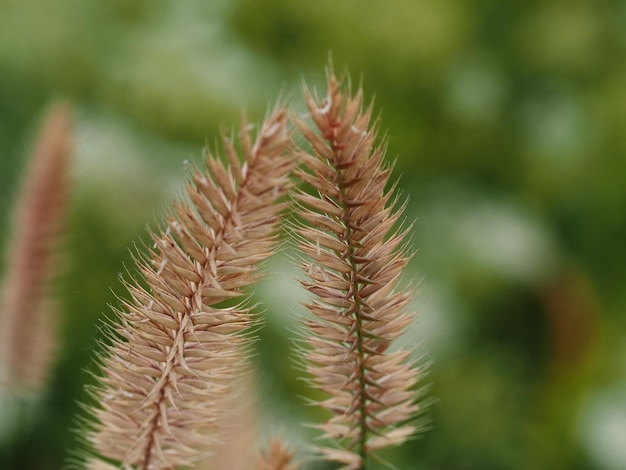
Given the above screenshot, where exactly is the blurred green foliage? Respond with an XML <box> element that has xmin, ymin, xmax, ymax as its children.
<box><xmin>1</xmin><ymin>0</ymin><xmax>625</xmax><ymax>469</ymax></box>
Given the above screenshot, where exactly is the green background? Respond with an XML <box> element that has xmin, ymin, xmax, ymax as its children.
<box><xmin>1</xmin><ymin>0</ymin><xmax>625</xmax><ymax>468</ymax></box>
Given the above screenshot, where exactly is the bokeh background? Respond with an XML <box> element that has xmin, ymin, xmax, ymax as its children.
<box><xmin>1</xmin><ymin>1</ymin><xmax>625</xmax><ymax>469</ymax></box>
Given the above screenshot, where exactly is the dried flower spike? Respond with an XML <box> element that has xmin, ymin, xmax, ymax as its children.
<box><xmin>0</xmin><ymin>103</ymin><xmax>71</xmax><ymax>393</ymax></box>
<box><xmin>293</xmin><ymin>71</ymin><xmax>423</xmax><ymax>469</ymax></box>
<box><xmin>197</xmin><ymin>374</ymin><xmax>259</xmax><ymax>470</ymax></box>
<box><xmin>84</xmin><ymin>106</ymin><xmax>294</xmax><ymax>469</ymax></box>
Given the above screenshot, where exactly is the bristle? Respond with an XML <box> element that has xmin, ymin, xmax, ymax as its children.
<box><xmin>0</xmin><ymin>103</ymin><xmax>71</xmax><ymax>393</ymax></box>
<box><xmin>294</xmin><ymin>73</ymin><xmax>423</xmax><ymax>468</ymax></box>
<box><xmin>84</xmin><ymin>106</ymin><xmax>295</xmax><ymax>469</ymax></box>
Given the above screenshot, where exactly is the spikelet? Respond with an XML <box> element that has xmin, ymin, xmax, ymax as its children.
<box><xmin>256</xmin><ymin>436</ymin><xmax>300</xmax><ymax>470</ymax></box>
<box><xmin>0</xmin><ymin>103</ymin><xmax>71</xmax><ymax>393</ymax></box>
<box><xmin>293</xmin><ymin>72</ymin><xmax>422</xmax><ymax>469</ymax></box>
<box><xmin>84</xmin><ymin>106</ymin><xmax>294</xmax><ymax>469</ymax></box>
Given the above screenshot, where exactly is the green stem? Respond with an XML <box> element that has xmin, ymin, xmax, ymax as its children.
<box><xmin>336</xmin><ymin>162</ymin><xmax>369</xmax><ymax>470</ymax></box>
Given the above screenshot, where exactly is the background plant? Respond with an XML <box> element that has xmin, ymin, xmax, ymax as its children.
<box><xmin>0</xmin><ymin>104</ymin><xmax>70</xmax><ymax>397</ymax></box>
<box><xmin>1</xmin><ymin>1</ymin><xmax>625</xmax><ymax>469</ymax></box>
